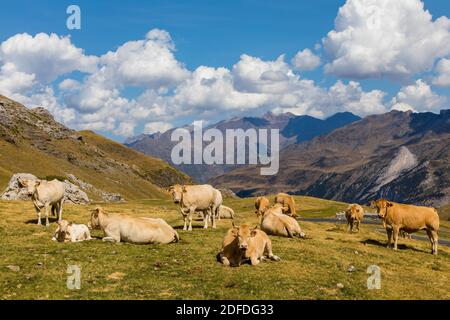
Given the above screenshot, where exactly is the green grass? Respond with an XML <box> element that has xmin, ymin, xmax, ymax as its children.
<box><xmin>0</xmin><ymin>195</ymin><xmax>449</xmax><ymax>300</ymax></box>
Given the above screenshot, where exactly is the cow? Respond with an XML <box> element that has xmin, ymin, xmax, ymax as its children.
<box><xmin>261</xmin><ymin>203</ymin><xmax>305</xmax><ymax>238</ymax></box>
<box><xmin>168</xmin><ymin>184</ymin><xmax>222</xmax><ymax>231</ymax></box>
<box><xmin>371</xmin><ymin>199</ymin><xmax>440</xmax><ymax>255</ymax></box>
<box><xmin>254</xmin><ymin>196</ymin><xmax>270</xmax><ymax>218</ymax></box>
<box><xmin>52</xmin><ymin>220</ymin><xmax>92</xmax><ymax>243</ymax></box>
<box><xmin>217</xmin><ymin>224</ymin><xmax>281</xmax><ymax>267</ymax></box>
<box><xmin>345</xmin><ymin>204</ymin><xmax>365</xmax><ymax>232</ymax></box>
<box><xmin>274</xmin><ymin>193</ymin><xmax>298</xmax><ymax>218</ymax></box>
<box><xmin>217</xmin><ymin>205</ymin><xmax>235</xmax><ymax>220</ymax></box>
<box><xmin>18</xmin><ymin>178</ymin><xmax>65</xmax><ymax>227</ymax></box>
<box><xmin>88</xmin><ymin>207</ymin><xmax>179</xmax><ymax>244</ymax></box>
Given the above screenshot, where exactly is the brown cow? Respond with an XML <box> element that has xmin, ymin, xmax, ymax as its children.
<box><xmin>345</xmin><ymin>204</ymin><xmax>365</xmax><ymax>232</ymax></box>
<box><xmin>275</xmin><ymin>193</ymin><xmax>297</xmax><ymax>218</ymax></box>
<box><xmin>254</xmin><ymin>196</ymin><xmax>270</xmax><ymax>218</ymax></box>
<box><xmin>261</xmin><ymin>203</ymin><xmax>305</xmax><ymax>238</ymax></box>
<box><xmin>371</xmin><ymin>199</ymin><xmax>439</xmax><ymax>255</ymax></box>
<box><xmin>217</xmin><ymin>224</ymin><xmax>281</xmax><ymax>267</ymax></box>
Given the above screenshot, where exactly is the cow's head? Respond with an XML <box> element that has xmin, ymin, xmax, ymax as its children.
<box><xmin>371</xmin><ymin>199</ymin><xmax>393</xmax><ymax>219</ymax></box>
<box><xmin>89</xmin><ymin>207</ymin><xmax>103</xmax><ymax>230</ymax></box>
<box><xmin>234</xmin><ymin>224</ymin><xmax>258</xmax><ymax>252</ymax></box>
<box><xmin>18</xmin><ymin>179</ymin><xmax>40</xmax><ymax>196</ymax></box>
<box><xmin>167</xmin><ymin>185</ymin><xmax>185</xmax><ymax>204</ymax></box>
<box><xmin>54</xmin><ymin>220</ymin><xmax>71</xmax><ymax>242</ymax></box>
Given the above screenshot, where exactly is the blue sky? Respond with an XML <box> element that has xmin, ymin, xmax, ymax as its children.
<box><xmin>0</xmin><ymin>0</ymin><xmax>449</xmax><ymax>141</ymax></box>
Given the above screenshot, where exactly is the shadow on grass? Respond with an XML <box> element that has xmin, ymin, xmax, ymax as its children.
<box><xmin>360</xmin><ymin>238</ymin><xmax>425</xmax><ymax>253</ymax></box>
<box><xmin>25</xmin><ymin>217</ymin><xmax>59</xmax><ymax>225</ymax></box>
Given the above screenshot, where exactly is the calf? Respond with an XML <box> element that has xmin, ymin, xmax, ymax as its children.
<box><xmin>217</xmin><ymin>205</ymin><xmax>235</xmax><ymax>219</ymax></box>
<box><xmin>52</xmin><ymin>220</ymin><xmax>91</xmax><ymax>242</ymax></box>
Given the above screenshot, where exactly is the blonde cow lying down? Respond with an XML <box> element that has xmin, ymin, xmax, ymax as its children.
<box><xmin>89</xmin><ymin>207</ymin><xmax>179</xmax><ymax>244</ymax></box>
<box><xmin>261</xmin><ymin>203</ymin><xmax>305</xmax><ymax>238</ymax></box>
<box><xmin>217</xmin><ymin>224</ymin><xmax>281</xmax><ymax>267</ymax></box>
<box><xmin>52</xmin><ymin>220</ymin><xmax>92</xmax><ymax>243</ymax></box>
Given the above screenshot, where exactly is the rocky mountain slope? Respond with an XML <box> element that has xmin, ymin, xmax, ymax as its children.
<box><xmin>212</xmin><ymin>110</ymin><xmax>450</xmax><ymax>207</ymax></box>
<box><xmin>0</xmin><ymin>95</ymin><xmax>191</xmax><ymax>201</ymax></box>
<box><xmin>126</xmin><ymin>112</ymin><xmax>360</xmax><ymax>182</ymax></box>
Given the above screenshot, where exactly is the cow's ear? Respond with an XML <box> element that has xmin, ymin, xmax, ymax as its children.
<box><xmin>181</xmin><ymin>185</ymin><xmax>187</xmax><ymax>193</ymax></box>
<box><xmin>370</xmin><ymin>200</ymin><xmax>376</xmax><ymax>207</ymax></box>
<box><xmin>250</xmin><ymin>229</ymin><xmax>258</xmax><ymax>237</ymax></box>
<box><xmin>35</xmin><ymin>180</ymin><xmax>41</xmax><ymax>186</ymax></box>
<box><xmin>386</xmin><ymin>202</ymin><xmax>393</xmax><ymax>207</ymax></box>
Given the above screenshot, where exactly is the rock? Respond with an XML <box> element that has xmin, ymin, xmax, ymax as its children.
<box><xmin>336</xmin><ymin>283</ymin><xmax>344</xmax><ymax>289</ymax></box>
<box><xmin>1</xmin><ymin>173</ymin><xmax>90</xmax><ymax>205</ymax></box>
<box><xmin>7</xmin><ymin>265</ymin><xmax>20</xmax><ymax>272</ymax></box>
<box><xmin>101</xmin><ymin>192</ymin><xmax>124</xmax><ymax>203</ymax></box>
<box><xmin>347</xmin><ymin>265</ymin><xmax>356</xmax><ymax>273</ymax></box>
<box><xmin>218</xmin><ymin>188</ymin><xmax>239</xmax><ymax>199</ymax></box>
<box><xmin>1</xmin><ymin>173</ymin><xmax>37</xmax><ymax>201</ymax></box>
<box><xmin>62</xmin><ymin>180</ymin><xmax>90</xmax><ymax>205</ymax></box>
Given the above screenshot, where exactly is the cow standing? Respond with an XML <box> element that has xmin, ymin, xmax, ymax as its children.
<box><xmin>345</xmin><ymin>204</ymin><xmax>365</xmax><ymax>232</ymax></box>
<box><xmin>19</xmin><ymin>178</ymin><xmax>65</xmax><ymax>227</ymax></box>
<box><xmin>254</xmin><ymin>196</ymin><xmax>270</xmax><ymax>218</ymax></box>
<box><xmin>168</xmin><ymin>184</ymin><xmax>222</xmax><ymax>231</ymax></box>
<box><xmin>371</xmin><ymin>199</ymin><xmax>440</xmax><ymax>255</ymax></box>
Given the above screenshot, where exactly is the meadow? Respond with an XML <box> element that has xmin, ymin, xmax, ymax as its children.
<box><xmin>1</xmin><ymin>196</ymin><xmax>449</xmax><ymax>300</ymax></box>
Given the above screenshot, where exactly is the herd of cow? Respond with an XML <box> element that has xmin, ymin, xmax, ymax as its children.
<box><xmin>17</xmin><ymin>178</ymin><xmax>441</xmax><ymax>268</ymax></box>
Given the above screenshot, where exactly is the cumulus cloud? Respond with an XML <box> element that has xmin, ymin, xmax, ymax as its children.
<box><xmin>0</xmin><ymin>33</ymin><xmax>98</xmax><ymax>83</ymax></box>
<box><xmin>291</xmin><ymin>49</ymin><xmax>321</xmax><ymax>71</ymax></box>
<box><xmin>323</xmin><ymin>0</ymin><xmax>450</xmax><ymax>80</ymax></box>
<box><xmin>391</xmin><ymin>79</ymin><xmax>447</xmax><ymax>112</ymax></box>
<box><xmin>433</xmin><ymin>58</ymin><xmax>450</xmax><ymax>87</ymax></box>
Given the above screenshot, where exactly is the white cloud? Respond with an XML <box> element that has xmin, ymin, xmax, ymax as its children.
<box><xmin>291</xmin><ymin>49</ymin><xmax>321</xmax><ymax>71</ymax></box>
<box><xmin>100</xmin><ymin>29</ymin><xmax>189</xmax><ymax>88</ymax></box>
<box><xmin>433</xmin><ymin>58</ymin><xmax>450</xmax><ymax>87</ymax></box>
<box><xmin>0</xmin><ymin>33</ymin><xmax>98</xmax><ymax>83</ymax></box>
<box><xmin>232</xmin><ymin>54</ymin><xmax>295</xmax><ymax>94</ymax></box>
<box><xmin>391</xmin><ymin>79</ymin><xmax>447</xmax><ymax>112</ymax></box>
<box><xmin>323</xmin><ymin>0</ymin><xmax>450</xmax><ymax>80</ymax></box>
<box><xmin>143</xmin><ymin>121</ymin><xmax>173</xmax><ymax>134</ymax></box>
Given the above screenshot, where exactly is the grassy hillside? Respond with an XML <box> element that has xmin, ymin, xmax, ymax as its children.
<box><xmin>1</xmin><ymin>195</ymin><xmax>448</xmax><ymax>300</ymax></box>
<box><xmin>0</xmin><ymin>95</ymin><xmax>191</xmax><ymax>201</ymax></box>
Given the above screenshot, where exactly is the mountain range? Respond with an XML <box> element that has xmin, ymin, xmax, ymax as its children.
<box><xmin>126</xmin><ymin>112</ymin><xmax>361</xmax><ymax>182</ymax></box>
<box><xmin>211</xmin><ymin>109</ymin><xmax>450</xmax><ymax>207</ymax></box>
